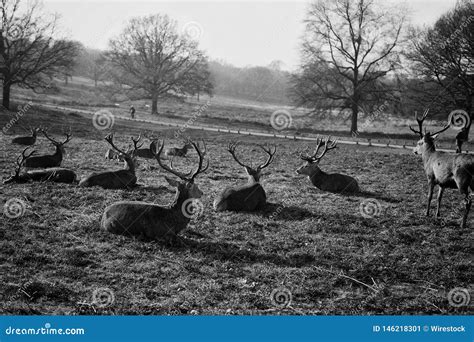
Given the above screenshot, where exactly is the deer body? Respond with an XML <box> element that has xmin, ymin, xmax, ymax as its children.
<box><xmin>410</xmin><ymin>109</ymin><xmax>473</xmax><ymax>228</ymax></box>
<box><xmin>297</xmin><ymin>137</ymin><xmax>359</xmax><ymax>194</ymax></box>
<box><xmin>101</xmin><ymin>140</ymin><xmax>208</xmax><ymax>242</ymax></box>
<box><xmin>11</xmin><ymin>128</ymin><xmax>39</xmax><ymax>145</ymax></box>
<box><xmin>214</xmin><ymin>142</ymin><xmax>276</xmax><ymax>212</ymax></box>
<box><xmin>165</xmin><ymin>143</ymin><xmax>192</xmax><ymax>157</ymax></box>
<box><xmin>80</xmin><ymin>134</ymin><xmax>138</xmax><ymax>189</ymax></box>
<box><xmin>24</xmin><ymin>129</ymin><xmax>71</xmax><ymax>168</ymax></box>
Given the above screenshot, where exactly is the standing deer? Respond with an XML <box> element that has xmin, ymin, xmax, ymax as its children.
<box><xmin>79</xmin><ymin>133</ymin><xmax>138</xmax><ymax>189</ymax></box>
<box><xmin>409</xmin><ymin>109</ymin><xmax>474</xmax><ymax>228</ymax></box>
<box><xmin>296</xmin><ymin>137</ymin><xmax>359</xmax><ymax>193</ymax></box>
<box><xmin>213</xmin><ymin>142</ymin><xmax>277</xmax><ymax>212</ymax></box>
<box><xmin>11</xmin><ymin>127</ymin><xmax>40</xmax><ymax>145</ymax></box>
<box><xmin>24</xmin><ymin>129</ymin><xmax>72</xmax><ymax>168</ymax></box>
<box><xmin>101</xmin><ymin>140</ymin><xmax>209</xmax><ymax>243</ymax></box>
<box><xmin>3</xmin><ymin>148</ymin><xmax>77</xmax><ymax>184</ymax></box>
<box><xmin>130</xmin><ymin>134</ymin><xmax>158</xmax><ymax>159</ymax></box>
<box><xmin>165</xmin><ymin>141</ymin><xmax>193</xmax><ymax>157</ymax></box>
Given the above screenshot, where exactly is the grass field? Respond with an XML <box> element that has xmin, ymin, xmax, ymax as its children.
<box><xmin>0</xmin><ymin>104</ymin><xmax>472</xmax><ymax>315</ymax></box>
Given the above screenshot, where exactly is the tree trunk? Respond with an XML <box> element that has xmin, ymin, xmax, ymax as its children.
<box><xmin>151</xmin><ymin>94</ymin><xmax>158</xmax><ymax>115</ymax></box>
<box><xmin>350</xmin><ymin>100</ymin><xmax>358</xmax><ymax>134</ymax></box>
<box><xmin>2</xmin><ymin>82</ymin><xmax>11</xmax><ymax>110</ymax></box>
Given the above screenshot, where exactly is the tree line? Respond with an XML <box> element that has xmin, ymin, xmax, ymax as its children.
<box><xmin>1</xmin><ymin>0</ymin><xmax>472</xmax><ymax>135</ymax></box>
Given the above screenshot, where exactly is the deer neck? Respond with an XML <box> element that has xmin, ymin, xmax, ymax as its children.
<box><xmin>54</xmin><ymin>145</ymin><xmax>64</xmax><ymax>158</ymax></box>
<box><xmin>247</xmin><ymin>175</ymin><xmax>260</xmax><ymax>185</ymax></box>
<box><xmin>122</xmin><ymin>157</ymin><xmax>135</xmax><ymax>173</ymax></box>
<box><xmin>309</xmin><ymin>167</ymin><xmax>327</xmax><ymax>188</ymax></box>
<box><xmin>421</xmin><ymin>142</ymin><xmax>437</xmax><ymax>167</ymax></box>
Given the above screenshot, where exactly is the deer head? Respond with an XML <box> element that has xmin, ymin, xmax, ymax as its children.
<box><xmin>296</xmin><ymin>136</ymin><xmax>337</xmax><ymax>176</ymax></box>
<box><xmin>409</xmin><ymin>109</ymin><xmax>449</xmax><ymax>155</ymax></box>
<box><xmin>227</xmin><ymin>142</ymin><xmax>277</xmax><ymax>183</ymax></box>
<box><xmin>154</xmin><ymin>139</ymin><xmax>209</xmax><ymax>199</ymax></box>
<box><xmin>41</xmin><ymin>128</ymin><xmax>72</xmax><ymax>154</ymax></box>
<box><xmin>105</xmin><ymin>133</ymin><xmax>138</xmax><ymax>170</ymax></box>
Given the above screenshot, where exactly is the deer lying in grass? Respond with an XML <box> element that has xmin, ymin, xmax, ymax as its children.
<box><xmin>164</xmin><ymin>141</ymin><xmax>193</xmax><ymax>157</ymax></box>
<box><xmin>79</xmin><ymin>133</ymin><xmax>138</xmax><ymax>189</ymax></box>
<box><xmin>3</xmin><ymin>148</ymin><xmax>77</xmax><ymax>184</ymax></box>
<box><xmin>213</xmin><ymin>142</ymin><xmax>277</xmax><ymax>211</ymax></box>
<box><xmin>410</xmin><ymin>109</ymin><xmax>474</xmax><ymax>228</ymax></box>
<box><xmin>129</xmin><ymin>134</ymin><xmax>158</xmax><ymax>159</ymax></box>
<box><xmin>296</xmin><ymin>137</ymin><xmax>359</xmax><ymax>194</ymax></box>
<box><xmin>101</xmin><ymin>140</ymin><xmax>209</xmax><ymax>243</ymax></box>
<box><xmin>11</xmin><ymin>127</ymin><xmax>40</xmax><ymax>145</ymax></box>
<box><xmin>24</xmin><ymin>129</ymin><xmax>72</xmax><ymax>168</ymax></box>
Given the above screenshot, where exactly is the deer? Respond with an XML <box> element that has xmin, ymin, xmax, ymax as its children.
<box><xmin>409</xmin><ymin>109</ymin><xmax>474</xmax><ymax>228</ymax></box>
<box><xmin>164</xmin><ymin>141</ymin><xmax>193</xmax><ymax>157</ymax></box>
<box><xmin>23</xmin><ymin>128</ymin><xmax>72</xmax><ymax>168</ymax></box>
<box><xmin>79</xmin><ymin>133</ymin><xmax>138</xmax><ymax>189</ymax></box>
<box><xmin>3</xmin><ymin>148</ymin><xmax>77</xmax><ymax>184</ymax></box>
<box><xmin>296</xmin><ymin>137</ymin><xmax>359</xmax><ymax>194</ymax></box>
<box><xmin>129</xmin><ymin>134</ymin><xmax>158</xmax><ymax>159</ymax></box>
<box><xmin>213</xmin><ymin>142</ymin><xmax>277</xmax><ymax>212</ymax></box>
<box><xmin>11</xmin><ymin>127</ymin><xmax>40</xmax><ymax>145</ymax></box>
<box><xmin>101</xmin><ymin>139</ymin><xmax>209</xmax><ymax>243</ymax></box>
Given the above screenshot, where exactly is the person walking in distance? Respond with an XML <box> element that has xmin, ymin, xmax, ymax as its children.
<box><xmin>130</xmin><ymin>105</ymin><xmax>136</xmax><ymax>119</ymax></box>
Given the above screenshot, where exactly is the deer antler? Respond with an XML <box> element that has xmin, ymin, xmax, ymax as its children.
<box><xmin>257</xmin><ymin>144</ymin><xmax>277</xmax><ymax>170</ymax></box>
<box><xmin>41</xmin><ymin>127</ymin><xmax>72</xmax><ymax>146</ymax></box>
<box><xmin>155</xmin><ymin>140</ymin><xmax>201</xmax><ymax>181</ymax></box>
<box><xmin>409</xmin><ymin>109</ymin><xmax>430</xmax><ymax>137</ymax></box>
<box><xmin>15</xmin><ymin>147</ymin><xmax>35</xmax><ymax>176</ymax></box>
<box><xmin>227</xmin><ymin>141</ymin><xmax>252</xmax><ymax>169</ymax></box>
<box><xmin>131</xmin><ymin>134</ymin><xmax>144</xmax><ymax>149</ymax></box>
<box><xmin>300</xmin><ymin>137</ymin><xmax>325</xmax><ymax>162</ymax></box>
<box><xmin>190</xmin><ymin>140</ymin><xmax>209</xmax><ymax>181</ymax></box>
<box><xmin>105</xmin><ymin>133</ymin><xmax>128</xmax><ymax>155</ymax></box>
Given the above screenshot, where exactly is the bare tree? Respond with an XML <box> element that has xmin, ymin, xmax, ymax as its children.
<box><xmin>0</xmin><ymin>0</ymin><xmax>78</xmax><ymax>109</ymax></box>
<box><xmin>107</xmin><ymin>14</ymin><xmax>209</xmax><ymax>114</ymax></box>
<box><xmin>292</xmin><ymin>0</ymin><xmax>406</xmax><ymax>133</ymax></box>
<box><xmin>406</xmin><ymin>0</ymin><xmax>473</xmax><ymax>138</ymax></box>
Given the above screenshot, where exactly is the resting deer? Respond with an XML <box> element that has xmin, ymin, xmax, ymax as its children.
<box><xmin>11</xmin><ymin>127</ymin><xmax>40</xmax><ymax>145</ymax></box>
<box><xmin>101</xmin><ymin>140</ymin><xmax>209</xmax><ymax>243</ymax></box>
<box><xmin>165</xmin><ymin>141</ymin><xmax>193</xmax><ymax>157</ymax></box>
<box><xmin>24</xmin><ymin>129</ymin><xmax>72</xmax><ymax>168</ymax></box>
<box><xmin>3</xmin><ymin>148</ymin><xmax>77</xmax><ymax>184</ymax></box>
<box><xmin>296</xmin><ymin>137</ymin><xmax>359</xmax><ymax>193</ymax></box>
<box><xmin>79</xmin><ymin>133</ymin><xmax>138</xmax><ymax>189</ymax></box>
<box><xmin>129</xmin><ymin>134</ymin><xmax>158</xmax><ymax>159</ymax></box>
<box><xmin>409</xmin><ymin>109</ymin><xmax>474</xmax><ymax>228</ymax></box>
<box><xmin>213</xmin><ymin>142</ymin><xmax>277</xmax><ymax>212</ymax></box>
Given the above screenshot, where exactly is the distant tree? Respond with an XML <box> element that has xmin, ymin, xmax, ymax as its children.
<box><xmin>0</xmin><ymin>0</ymin><xmax>78</xmax><ymax>109</ymax></box>
<box><xmin>107</xmin><ymin>14</ymin><xmax>209</xmax><ymax>114</ymax></box>
<box><xmin>181</xmin><ymin>55</ymin><xmax>213</xmax><ymax>101</ymax></box>
<box><xmin>406</xmin><ymin>0</ymin><xmax>473</xmax><ymax>131</ymax></box>
<box><xmin>292</xmin><ymin>0</ymin><xmax>407</xmax><ymax>133</ymax></box>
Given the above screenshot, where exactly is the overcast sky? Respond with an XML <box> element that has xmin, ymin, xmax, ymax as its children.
<box><xmin>43</xmin><ymin>0</ymin><xmax>457</xmax><ymax>70</ymax></box>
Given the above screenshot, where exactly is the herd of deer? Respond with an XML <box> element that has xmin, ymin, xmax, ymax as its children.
<box><xmin>3</xmin><ymin>110</ymin><xmax>473</xmax><ymax>244</ymax></box>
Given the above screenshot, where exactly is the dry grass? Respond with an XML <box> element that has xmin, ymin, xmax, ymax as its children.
<box><xmin>0</xmin><ymin>105</ymin><xmax>472</xmax><ymax>315</ymax></box>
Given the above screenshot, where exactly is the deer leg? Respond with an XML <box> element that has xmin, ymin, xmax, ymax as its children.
<box><xmin>435</xmin><ymin>187</ymin><xmax>444</xmax><ymax>218</ymax></box>
<box><xmin>426</xmin><ymin>181</ymin><xmax>434</xmax><ymax>216</ymax></box>
<box><xmin>461</xmin><ymin>193</ymin><xmax>471</xmax><ymax>229</ymax></box>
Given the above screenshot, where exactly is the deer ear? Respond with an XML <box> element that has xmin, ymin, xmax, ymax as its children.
<box><xmin>431</xmin><ymin>133</ymin><xmax>440</xmax><ymax>140</ymax></box>
<box><xmin>164</xmin><ymin>176</ymin><xmax>180</xmax><ymax>187</ymax></box>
